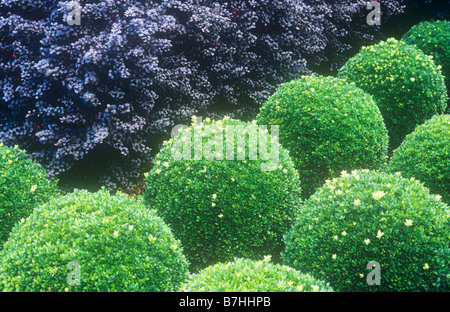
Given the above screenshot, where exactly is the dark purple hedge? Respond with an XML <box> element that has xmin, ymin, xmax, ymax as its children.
<box><xmin>0</xmin><ymin>0</ymin><xmax>409</xmax><ymax>191</ymax></box>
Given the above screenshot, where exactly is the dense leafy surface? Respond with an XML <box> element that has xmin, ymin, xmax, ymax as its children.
<box><xmin>0</xmin><ymin>189</ymin><xmax>189</xmax><ymax>291</ymax></box>
<box><xmin>182</xmin><ymin>257</ymin><xmax>333</xmax><ymax>292</ymax></box>
<box><xmin>402</xmin><ymin>20</ymin><xmax>450</xmax><ymax>112</ymax></box>
<box><xmin>0</xmin><ymin>143</ymin><xmax>59</xmax><ymax>249</ymax></box>
<box><xmin>257</xmin><ymin>75</ymin><xmax>389</xmax><ymax>198</ymax></box>
<box><xmin>387</xmin><ymin>114</ymin><xmax>450</xmax><ymax>204</ymax></box>
<box><xmin>283</xmin><ymin>170</ymin><xmax>450</xmax><ymax>292</ymax></box>
<box><xmin>339</xmin><ymin>38</ymin><xmax>448</xmax><ymax>150</ymax></box>
<box><xmin>144</xmin><ymin>117</ymin><xmax>302</xmax><ymax>271</ymax></box>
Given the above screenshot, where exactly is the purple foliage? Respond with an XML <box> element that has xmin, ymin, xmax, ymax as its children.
<box><xmin>0</xmin><ymin>0</ymin><xmax>407</xmax><ymax>191</ymax></box>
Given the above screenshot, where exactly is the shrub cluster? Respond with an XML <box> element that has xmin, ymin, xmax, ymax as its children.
<box><xmin>256</xmin><ymin>75</ymin><xmax>389</xmax><ymax>198</ymax></box>
<box><xmin>401</xmin><ymin>20</ymin><xmax>450</xmax><ymax>112</ymax></box>
<box><xmin>144</xmin><ymin>117</ymin><xmax>302</xmax><ymax>271</ymax></box>
<box><xmin>338</xmin><ymin>38</ymin><xmax>448</xmax><ymax>150</ymax></box>
<box><xmin>0</xmin><ymin>143</ymin><xmax>59</xmax><ymax>249</ymax></box>
<box><xmin>283</xmin><ymin>170</ymin><xmax>450</xmax><ymax>292</ymax></box>
<box><xmin>0</xmin><ymin>189</ymin><xmax>189</xmax><ymax>292</ymax></box>
<box><xmin>387</xmin><ymin>114</ymin><xmax>450</xmax><ymax>204</ymax></box>
<box><xmin>0</xmin><ymin>0</ymin><xmax>407</xmax><ymax>192</ymax></box>
<box><xmin>182</xmin><ymin>257</ymin><xmax>333</xmax><ymax>292</ymax></box>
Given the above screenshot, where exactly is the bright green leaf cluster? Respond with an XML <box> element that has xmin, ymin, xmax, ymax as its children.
<box><xmin>256</xmin><ymin>75</ymin><xmax>389</xmax><ymax>198</ymax></box>
<box><xmin>182</xmin><ymin>257</ymin><xmax>333</xmax><ymax>292</ymax></box>
<box><xmin>338</xmin><ymin>38</ymin><xmax>448</xmax><ymax>150</ymax></box>
<box><xmin>402</xmin><ymin>20</ymin><xmax>450</xmax><ymax>112</ymax></box>
<box><xmin>283</xmin><ymin>170</ymin><xmax>449</xmax><ymax>292</ymax></box>
<box><xmin>0</xmin><ymin>143</ymin><xmax>59</xmax><ymax>249</ymax></box>
<box><xmin>387</xmin><ymin>114</ymin><xmax>450</xmax><ymax>204</ymax></box>
<box><xmin>144</xmin><ymin>117</ymin><xmax>302</xmax><ymax>271</ymax></box>
<box><xmin>0</xmin><ymin>188</ymin><xmax>189</xmax><ymax>292</ymax></box>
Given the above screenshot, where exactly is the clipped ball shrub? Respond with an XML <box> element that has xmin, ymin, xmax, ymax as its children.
<box><xmin>0</xmin><ymin>143</ymin><xmax>59</xmax><ymax>249</ymax></box>
<box><xmin>338</xmin><ymin>38</ymin><xmax>448</xmax><ymax>150</ymax></box>
<box><xmin>0</xmin><ymin>188</ymin><xmax>189</xmax><ymax>292</ymax></box>
<box><xmin>387</xmin><ymin>114</ymin><xmax>450</xmax><ymax>204</ymax></box>
<box><xmin>283</xmin><ymin>170</ymin><xmax>450</xmax><ymax>292</ymax></box>
<box><xmin>182</xmin><ymin>257</ymin><xmax>333</xmax><ymax>292</ymax></box>
<box><xmin>144</xmin><ymin>117</ymin><xmax>302</xmax><ymax>271</ymax></box>
<box><xmin>402</xmin><ymin>20</ymin><xmax>450</xmax><ymax>112</ymax></box>
<box><xmin>256</xmin><ymin>75</ymin><xmax>389</xmax><ymax>198</ymax></box>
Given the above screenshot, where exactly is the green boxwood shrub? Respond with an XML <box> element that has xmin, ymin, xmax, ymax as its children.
<box><xmin>0</xmin><ymin>188</ymin><xmax>189</xmax><ymax>292</ymax></box>
<box><xmin>256</xmin><ymin>75</ymin><xmax>389</xmax><ymax>198</ymax></box>
<box><xmin>283</xmin><ymin>170</ymin><xmax>449</xmax><ymax>292</ymax></box>
<box><xmin>0</xmin><ymin>143</ymin><xmax>59</xmax><ymax>249</ymax></box>
<box><xmin>387</xmin><ymin>114</ymin><xmax>450</xmax><ymax>204</ymax></box>
<box><xmin>402</xmin><ymin>20</ymin><xmax>450</xmax><ymax>112</ymax></box>
<box><xmin>144</xmin><ymin>117</ymin><xmax>302</xmax><ymax>271</ymax></box>
<box><xmin>338</xmin><ymin>38</ymin><xmax>448</xmax><ymax>150</ymax></box>
<box><xmin>182</xmin><ymin>257</ymin><xmax>333</xmax><ymax>292</ymax></box>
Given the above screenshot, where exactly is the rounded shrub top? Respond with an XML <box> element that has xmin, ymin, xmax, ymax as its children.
<box><xmin>387</xmin><ymin>114</ymin><xmax>450</xmax><ymax>204</ymax></box>
<box><xmin>338</xmin><ymin>38</ymin><xmax>448</xmax><ymax>150</ymax></box>
<box><xmin>283</xmin><ymin>170</ymin><xmax>449</xmax><ymax>292</ymax></box>
<box><xmin>256</xmin><ymin>75</ymin><xmax>389</xmax><ymax>198</ymax></box>
<box><xmin>182</xmin><ymin>257</ymin><xmax>333</xmax><ymax>292</ymax></box>
<box><xmin>402</xmin><ymin>20</ymin><xmax>450</xmax><ymax>111</ymax></box>
<box><xmin>0</xmin><ymin>188</ymin><xmax>189</xmax><ymax>292</ymax></box>
<box><xmin>0</xmin><ymin>143</ymin><xmax>59</xmax><ymax>248</ymax></box>
<box><xmin>144</xmin><ymin>116</ymin><xmax>302</xmax><ymax>271</ymax></box>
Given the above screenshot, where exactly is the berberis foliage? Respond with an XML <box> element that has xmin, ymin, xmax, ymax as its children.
<box><xmin>0</xmin><ymin>0</ymin><xmax>406</xmax><ymax>192</ymax></box>
<box><xmin>0</xmin><ymin>189</ymin><xmax>189</xmax><ymax>292</ymax></box>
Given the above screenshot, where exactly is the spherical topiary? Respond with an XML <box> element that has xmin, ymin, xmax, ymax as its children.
<box><xmin>401</xmin><ymin>20</ymin><xmax>450</xmax><ymax>112</ymax></box>
<box><xmin>144</xmin><ymin>116</ymin><xmax>302</xmax><ymax>271</ymax></box>
<box><xmin>182</xmin><ymin>257</ymin><xmax>333</xmax><ymax>292</ymax></box>
<box><xmin>256</xmin><ymin>75</ymin><xmax>389</xmax><ymax>198</ymax></box>
<box><xmin>0</xmin><ymin>188</ymin><xmax>189</xmax><ymax>292</ymax></box>
<box><xmin>338</xmin><ymin>38</ymin><xmax>448</xmax><ymax>150</ymax></box>
<box><xmin>283</xmin><ymin>170</ymin><xmax>450</xmax><ymax>292</ymax></box>
<box><xmin>0</xmin><ymin>143</ymin><xmax>59</xmax><ymax>249</ymax></box>
<box><xmin>387</xmin><ymin>114</ymin><xmax>450</xmax><ymax>204</ymax></box>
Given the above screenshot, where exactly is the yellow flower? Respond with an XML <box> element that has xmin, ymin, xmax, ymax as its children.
<box><xmin>128</xmin><ymin>225</ymin><xmax>134</xmax><ymax>231</ymax></box>
<box><xmin>405</xmin><ymin>219</ymin><xmax>413</xmax><ymax>227</ymax></box>
<box><xmin>211</xmin><ymin>202</ymin><xmax>216</xmax><ymax>207</ymax></box>
<box><xmin>372</xmin><ymin>190</ymin><xmax>386</xmax><ymax>201</ymax></box>
<box><xmin>155</xmin><ymin>168</ymin><xmax>161</xmax><ymax>175</ymax></box>
<box><xmin>332</xmin><ymin>254</ymin><xmax>337</xmax><ymax>260</ymax></box>
<box><xmin>376</xmin><ymin>230</ymin><xmax>384</xmax><ymax>239</ymax></box>
<box><xmin>364</xmin><ymin>239</ymin><xmax>370</xmax><ymax>245</ymax></box>
<box><xmin>311</xmin><ymin>285</ymin><xmax>319</xmax><ymax>292</ymax></box>
<box><xmin>30</xmin><ymin>185</ymin><xmax>37</xmax><ymax>193</ymax></box>
<box><xmin>218</xmin><ymin>214</ymin><xmax>223</xmax><ymax>218</ymax></box>
<box><xmin>148</xmin><ymin>234</ymin><xmax>157</xmax><ymax>244</ymax></box>
<box><xmin>113</xmin><ymin>230</ymin><xmax>119</xmax><ymax>238</ymax></box>
<box><xmin>341</xmin><ymin>231</ymin><xmax>347</xmax><ymax>236</ymax></box>
<box><xmin>212</xmin><ymin>194</ymin><xmax>217</xmax><ymax>200</ymax></box>
<box><xmin>423</xmin><ymin>263</ymin><xmax>430</xmax><ymax>270</ymax></box>
<box><xmin>353</xmin><ymin>199</ymin><xmax>361</xmax><ymax>206</ymax></box>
